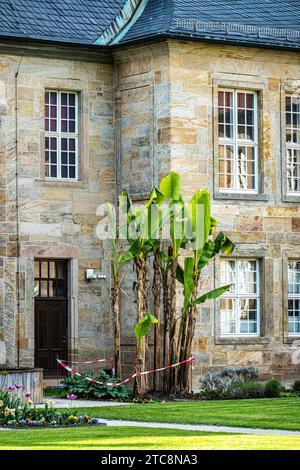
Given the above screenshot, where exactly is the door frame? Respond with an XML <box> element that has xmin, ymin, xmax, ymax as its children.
<box><xmin>34</xmin><ymin>258</ymin><xmax>71</xmax><ymax>378</ymax></box>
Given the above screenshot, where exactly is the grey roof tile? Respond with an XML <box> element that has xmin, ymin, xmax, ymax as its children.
<box><xmin>119</xmin><ymin>0</ymin><xmax>300</xmax><ymax>50</ymax></box>
<box><xmin>0</xmin><ymin>0</ymin><xmax>126</xmax><ymax>44</ymax></box>
<box><xmin>0</xmin><ymin>0</ymin><xmax>299</xmax><ymax>51</ymax></box>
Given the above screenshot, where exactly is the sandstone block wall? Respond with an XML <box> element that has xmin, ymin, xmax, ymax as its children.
<box><xmin>0</xmin><ymin>52</ymin><xmax>116</xmax><ymax>369</ymax></box>
<box><xmin>0</xmin><ymin>39</ymin><xmax>299</xmax><ymax>387</ymax></box>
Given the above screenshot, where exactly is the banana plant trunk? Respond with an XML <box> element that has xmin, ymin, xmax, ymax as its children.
<box><xmin>168</xmin><ymin>258</ymin><xmax>178</xmax><ymax>394</ymax></box>
<box><xmin>152</xmin><ymin>250</ymin><xmax>161</xmax><ymax>391</ymax></box>
<box><xmin>177</xmin><ymin>273</ymin><xmax>200</xmax><ymax>391</ymax></box>
<box><xmin>135</xmin><ymin>253</ymin><xmax>148</xmax><ymax>395</ymax></box>
<box><xmin>161</xmin><ymin>268</ymin><xmax>170</xmax><ymax>393</ymax></box>
<box><xmin>111</xmin><ymin>274</ymin><xmax>122</xmax><ymax>379</ymax></box>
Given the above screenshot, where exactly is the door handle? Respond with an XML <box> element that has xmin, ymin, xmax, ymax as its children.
<box><xmin>62</xmin><ymin>336</ymin><xmax>67</xmax><ymax>343</ymax></box>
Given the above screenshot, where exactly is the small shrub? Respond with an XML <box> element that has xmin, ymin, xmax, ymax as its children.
<box><xmin>264</xmin><ymin>379</ymin><xmax>283</xmax><ymax>398</ymax></box>
<box><xmin>292</xmin><ymin>379</ymin><xmax>300</xmax><ymax>393</ymax></box>
<box><xmin>198</xmin><ymin>366</ymin><xmax>260</xmax><ymax>399</ymax></box>
<box><xmin>280</xmin><ymin>391</ymin><xmax>297</xmax><ymax>398</ymax></box>
<box><xmin>224</xmin><ymin>380</ymin><xmax>265</xmax><ymax>399</ymax></box>
<box><xmin>60</xmin><ymin>370</ymin><xmax>129</xmax><ymax>400</ymax></box>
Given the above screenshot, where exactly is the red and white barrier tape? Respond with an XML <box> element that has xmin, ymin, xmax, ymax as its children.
<box><xmin>57</xmin><ymin>355</ymin><xmax>114</xmax><ymax>365</ymax></box>
<box><xmin>56</xmin><ymin>356</ymin><xmax>195</xmax><ymax>387</ymax></box>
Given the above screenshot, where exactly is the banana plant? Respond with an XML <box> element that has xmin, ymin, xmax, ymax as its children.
<box><xmin>145</xmin><ymin>187</ymin><xmax>166</xmax><ymax>390</ymax></box>
<box><xmin>159</xmin><ymin>172</ymin><xmax>186</xmax><ymax>392</ymax></box>
<box><xmin>120</xmin><ymin>191</ymin><xmax>158</xmax><ymax>395</ymax></box>
<box><xmin>175</xmin><ymin>189</ymin><xmax>235</xmax><ymax>391</ymax></box>
<box><xmin>105</xmin><ymin>202</ymin><xmax>134</xmax><ymax>379</ymax></box>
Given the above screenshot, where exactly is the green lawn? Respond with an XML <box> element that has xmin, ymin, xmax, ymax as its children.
<box><xmin>0</xmin><ymin>426</ymin><xmax>299</xmax><ymax>450</ymax></box>
<box><xmin>62</xmin><ymin>397</ymin><xmax>300</xmax><ymax>431</ymax></box>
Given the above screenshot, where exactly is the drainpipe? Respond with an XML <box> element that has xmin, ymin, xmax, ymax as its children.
<box><xmin>15</xmin><ymin>55</ymin><xmax>23</xmax><ymax>368</ymax></box>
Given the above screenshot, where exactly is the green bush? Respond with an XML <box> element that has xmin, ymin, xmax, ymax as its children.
<box><xmin>198</xmin><ymin>367</ymin><xmax>284</xmax><ymax>400</ymax></box>
<box><xmin>224</xmin><ymin>380</ymin><xmax>265</xmax><ymax>399</ymax></box>
<box><xmin>292</xmin><ymin>379</ymin><xmax>300</xmax><ymax>393</ymax></box>
<box><xmin>60</xmin><ymin>370</ymin><xmax>129</xmax><ymax>400</ymax></box>
<box><xmin>264</xmin><ymin>379</ymin><xmax>283</xmax><ymax>398</ymax></box>
<box><xmin>198</xmin><ymin>366</ymin><xmax>261</xmax><ymax>400</ymax></box>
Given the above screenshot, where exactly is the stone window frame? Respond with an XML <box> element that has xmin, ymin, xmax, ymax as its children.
<box><xmin>213</xmin><ymin>246</ymin><xmax>272</xmax><ymax>345</ymax></box>
<box><xmin>219</xmin><ymin>258</ymin><xmax>261</xmax><ymax>337</ymax></box>
<box><xmin>280</xmin><ymin>82</ymin><xmax>300</xmax><ymax>203</ymax></box>
<box><xmin>44</xmin><ymin>90</ymin><xmax>79</xmax><ymax>180</ymax></box>
<box><xmin>282</xmin><ymin>248</ymin><xmax>300</xmax><ymax>343</ymax></box>
<box><xmin>212</xmin><ymin>77</ymin><xmax>269</xmax><ymax>202</ymax></box>
<box><xmin>37</xmin><ymin>78</ymin><xmax>89</xmax><ymax>185</ymax></box>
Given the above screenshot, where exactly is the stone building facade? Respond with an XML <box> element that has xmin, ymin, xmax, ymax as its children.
<box><xmin>0</xmin><ymin>0</ymin><xmax>300</xmax><ymax>388</ymax></box>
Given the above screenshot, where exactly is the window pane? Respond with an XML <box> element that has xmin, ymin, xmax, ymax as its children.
<box><xmin>56</xmin><ymin>280</ymin><xmax>66</xmax><ymax>297</ymax></box>
<box><xmin>41</xmin><ymin>261</ymin><xmax>48</xmax><ymax>278</ymax></box>
<box><xmin>220</xmin><ymin>298</ymin><xmax>236</xmax><ymax>335</ymax></box>
<box><xmin>219</xmin><ymin>145</ymin><xmax>234</xmax><ymax>189</ymax></box>
<box><xmin>34</xmin><ymin>261</ymin><xmax>40</xmax><ymax>278</ymax></box>
<box><xmin>69</xmin><ymin>94</ymin><xmax>76</xmax><ymax>106</ymax></box>
<box><xmin>41</xmin><ymin>281</ymin><xmax>48</xmax><ymax>297</ymax></box>
<box><xmin>218</xmin><ymin>91</ymin><xmax>233</xmax><ymax>140</ymax></box>
<box><xmin>49</xmin><ymin>262</ymin><xmax>56</xmax><ymax>278</ymax></box>
<box><xmin>237</xmin><ymin>146</ymin><xmax>256</xmax><ymax>190</ymax></box>
<box><xmin>61</xmin><ymin>165</ymin><xmax>68</xmax><ymax>178</ymax></box>
<box><xmin>57</xmin><ymin>261</ymin><xmax>67</xmax><ymax>279</ymax></box>
<box><xmin>50</xmin><ymin>165</ymin><xmax>57</xmax><ymax>178</ymax></box>
<box><xmin>69</xmin><ymin>166</ymin><xmax>76</xmax><ymax>179</ymax></box>
<box><xmin>34</xmin><ymin>280</ymin><xmax>39</xmax><ymax>297</ymax></box>
<box><xmin>48</xmin><ymin>281</ymin><xmax>54</xmax><ymax>297</ymax></box>
<box><xmin>69</xmin><ymin>120</ymin><xmax>75</xmax><ymax>133</ymax></box>
<box><xmin>287</xmin><ymin>148</ymin><xmax>300</xmax><ymax>193</ymax></box>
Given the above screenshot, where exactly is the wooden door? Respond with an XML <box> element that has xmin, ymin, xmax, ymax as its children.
<box><xmin>34</xmin><ymin>260</ymin><xmax>68</xmax><ymax>378</ymax></box>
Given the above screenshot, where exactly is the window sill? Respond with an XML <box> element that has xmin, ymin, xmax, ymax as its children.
<box><xmin>214</xmin><ymin>191</ymin><xmax>269</xmax><ymax>202</ymax></box>
<box><xmin>34</xmin><ymin>178</ymin><xmax>88</xmax><ymax>189</ymax></box>
<box><xmin>130</xmin><ymin>192</ymin><xmax>150</xmax><ymax>202</ymax></box>
<box><xmin>214</xmin><ymin>336</ymin><xmax>270</xmax><ymax>345</ymax></box>
<box><xmin>283</xmin><ymin>336</ymin><xmax>300</xmax><ymax>344</ymax></box>
<box><xmin>282</xmin><ymin>194</ymin><xmax>300</xmax><ymax>203</ymax></box>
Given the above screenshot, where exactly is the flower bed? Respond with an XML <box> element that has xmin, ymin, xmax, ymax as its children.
<box><xmin>0</xmin><ymin>368</ymin><xmax>43</xmax><ymax>404</ymax></box>
<box><xmin>0</xmin><ymin>386</ymin><xmax>104</xmax><ymax>428</ymax></box>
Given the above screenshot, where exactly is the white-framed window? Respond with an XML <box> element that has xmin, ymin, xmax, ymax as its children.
<box><xmin>219</xmin><ymin>259</ymin><xmax>260</xmax><ymax>336</ymax></box>
<box><xmin>45</xmin><ymin>90</ymin><xmax>78</xmax><ymax>180</ymax></box>
<box><xmin>218</xmin><ymin>89</ymin><xmax>258</xmax><ymax>193</ymax></box>
<box><xmin>288</xmin><ymin>260</ymin><xmax>300</xmax><ymax>335</ymax></box>
<box><xmin>286</xmin><ymin>95</ymin><xmax>300</xmax><ymax>194</ymax></box>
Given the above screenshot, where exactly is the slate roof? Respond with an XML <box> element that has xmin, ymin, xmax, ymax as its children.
<box><xmin>0</xmin><ymin>0</ymin><xmax>300</xmax><ymax>50</ymax></box>
<box><xmin>0</xmin><ymin>0</ymin><xmax>126</xmax><ymax>44</ymax></box>
<box><xmin>119</xmin><ymin>0</ymin><xmax>300</xmax><ymax>50</ymax></box>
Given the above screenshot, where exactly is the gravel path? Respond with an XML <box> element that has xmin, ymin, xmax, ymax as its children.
<box><xmin>96</xmin><ymin>418</ymin><xmax>300</xmax><ymax>436</ymax></box>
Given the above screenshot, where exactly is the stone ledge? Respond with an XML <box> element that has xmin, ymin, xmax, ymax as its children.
<box><xmin>282</xmin><ymin>195</ymin><xmax>300</xmax><ymax>204</ymax></box>
<box><xmin>283</xmin><ymin>336</ymin><xmax>300</xmax><ymax>344</ymax></box>
<box><xmin>214</xmin><ymin>337</ymin><xmax>271</xmax><ymax>346</ymax></box>
<box><xmin>213</xmin><ymin>192</ymin><xmax>269</xmax><ymax>202</ymax></box>
<box><xmin>34</xmin><ymin>179</ymin><xmax>89</xmax><ymax>189</ymax></box>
